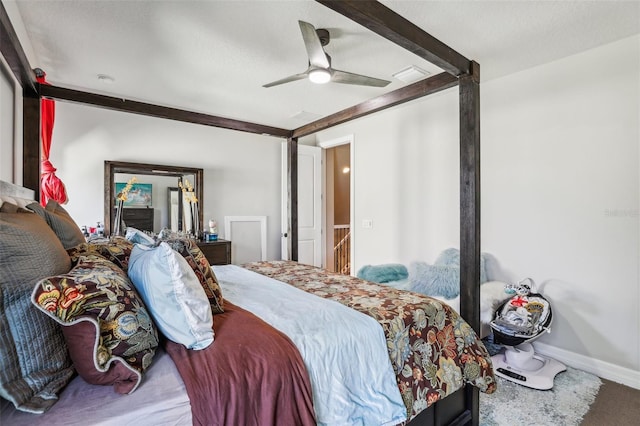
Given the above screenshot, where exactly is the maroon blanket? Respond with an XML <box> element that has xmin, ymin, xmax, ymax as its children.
<box><xmin>164</xmin><ymin>301</ymin><xmax>316</xmax><ymax>426</ymax></box>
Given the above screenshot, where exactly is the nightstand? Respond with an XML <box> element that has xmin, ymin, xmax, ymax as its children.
<box><xmin>196</xmin><ymin>239</ymin><xmax>231</xmax><ymax>265</ymax></box>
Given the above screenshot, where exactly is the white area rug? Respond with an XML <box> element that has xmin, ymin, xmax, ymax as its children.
<box><xmin>480</xmin><ymin>348</ymin><xmax>602</xmax><ymax>425</ymax></box>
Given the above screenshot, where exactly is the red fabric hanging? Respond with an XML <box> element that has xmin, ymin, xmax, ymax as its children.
<box><xmin>37</xmin><ymin>71</ymin><xmax>68</xmax><ymax>206</ymax></box>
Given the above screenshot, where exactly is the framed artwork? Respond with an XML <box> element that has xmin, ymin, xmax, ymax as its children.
<box><xmin>115</xmin><ymin>182</ymin><xmax>152</xmax><ymax>207</ymax></box>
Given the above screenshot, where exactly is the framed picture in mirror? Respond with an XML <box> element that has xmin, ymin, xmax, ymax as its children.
<box><xmin>115</xmin><ymin>182</ymin><xmax>152</xmax><ymax>207</ymax></box>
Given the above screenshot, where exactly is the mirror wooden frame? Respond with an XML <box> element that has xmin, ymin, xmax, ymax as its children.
<box><xmin>104</xmin><ymin>160</ymin><xmax>203</xmax><ymax>236</ymax></box>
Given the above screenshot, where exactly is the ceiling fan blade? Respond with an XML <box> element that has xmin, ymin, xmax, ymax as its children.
<box><xmin>331</xmin><ymin>69</ymin><xmax>391</xmax><ymax>87</ymax></box>
<box><xmin>262</xmin><ymin>72</ymin><xmax>309</xmax><ymax>88</ymax></box>
<box><xmin>298</xmin><ymin>20</ymin><xmax>330</xmax><ymax>69</ymax></box>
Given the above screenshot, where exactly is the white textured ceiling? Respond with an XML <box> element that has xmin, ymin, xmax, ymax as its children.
<box><xmin>7</xmin><ymin>0</ymin><xmax>640</xmax><ymax>130</ymax></box>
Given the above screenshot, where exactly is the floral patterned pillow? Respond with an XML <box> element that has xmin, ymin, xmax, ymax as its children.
<box><xmin>31</xmin><ymin>255</ymin><xmax>158</xmax><ymax>394</ymax></box>
<box><xmin>160</xmin><ymin>238</ymin><xmax>224</xmax><ymax>314</ymax></box>
<box><xmin>67</xmin><ymin>237</ymin><xmax>133</xmax><ymax>271</ymax></box>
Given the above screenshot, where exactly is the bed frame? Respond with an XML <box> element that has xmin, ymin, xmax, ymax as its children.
<box><xmin>1</xmin><ymin>1</ymin><xmax>481</xmax><ymax>424</ymax></box>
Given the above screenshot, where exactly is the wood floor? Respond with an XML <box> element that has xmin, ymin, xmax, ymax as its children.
<box><xmin>581</xmin><ymin>379</ymin><xmax>640</xmax><ymax>425</ymax></box>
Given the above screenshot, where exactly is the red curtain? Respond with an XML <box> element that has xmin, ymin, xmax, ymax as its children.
<box><xmin>37</xmin><ymin>71</ymin><xmax>68</xmax><ymax>206</ymax></box>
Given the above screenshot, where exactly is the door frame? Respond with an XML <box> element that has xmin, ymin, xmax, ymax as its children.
<box><xmin>318</xmin><ymin>134</ymin><xmax>355</xmax><ymax>275</ymax></box>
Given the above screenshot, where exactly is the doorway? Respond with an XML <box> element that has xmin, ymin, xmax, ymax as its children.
<box><xmin>321</xmin><ymin>136</ymin><xmax>353</xmax><ymax>274</ymax></box>
<box><xmin>281</xmin><ymin>136</ymin><xmax>354</xmax><ymax>274</ymax></box>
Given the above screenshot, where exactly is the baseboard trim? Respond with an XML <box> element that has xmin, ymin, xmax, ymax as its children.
<box><xmin>533</xmin><ymin>342</ymin><xmax>640</xmax><ymax>390</ymax></box>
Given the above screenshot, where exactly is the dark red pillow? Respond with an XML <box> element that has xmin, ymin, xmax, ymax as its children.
<box><xmin>62</xmin><ymin>322</ymin><xmax>139</xmax><ymax>393</ymax></box>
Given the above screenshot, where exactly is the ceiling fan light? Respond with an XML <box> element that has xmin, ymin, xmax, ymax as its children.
<box><xmin>309</xmin><ymin>68</ymin><xmax>331</xmax><ymax>84</ymax></box>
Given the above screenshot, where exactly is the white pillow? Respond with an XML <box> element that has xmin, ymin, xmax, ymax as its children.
<box><xmin>128</xmin><ymin>242</ymin><xmax>214</xmax><ymax>350</ymax></box>
<box><xmin>125</xmin><ymin>227</ymin><xmax>156</xmax><ymax>246</ymax></box>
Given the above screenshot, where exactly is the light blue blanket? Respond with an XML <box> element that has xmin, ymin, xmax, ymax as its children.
<box><xmin>214</xmin><ymin>265</ymin><xmax>406</xmax><ymax>426</ymax></box>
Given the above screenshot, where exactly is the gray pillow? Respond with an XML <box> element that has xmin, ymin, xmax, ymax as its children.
<box><xmin>27</xmin><ymin>200</ymin><xmax>85</xmax><ymax>249</ymax></box>
<box><xmin>0</xmin><ymin>202</ymin><xmax>29</xmax><ymax>213</ymax></box>
<box><xmin>0</xmin><ymin>211</ymin><xmax>74</xmax><ymax>413</ymax></box>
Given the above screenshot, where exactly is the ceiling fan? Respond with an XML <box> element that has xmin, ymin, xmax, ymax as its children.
<box><xmin>263</xmin><ymin>20</ymin><xmax>391</xmax><ymax>88</ymax></box>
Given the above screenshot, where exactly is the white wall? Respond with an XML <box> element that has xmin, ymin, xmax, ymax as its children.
<box><xmin>317</xmin><ymin>35</ymin><xmax>640</xmax><ymax>387</ymax></box>
<box><xmin>482</xmin><ymin>35</ymin><xmax>639</xmax><ymax>384</ymax></box>
<box><xmin>317</xmin><ymin>91</ymin><xmax>461</xmax><ymax>269</ymax></box>
<box><xmin>0</xmin><ymin>54</ymin><xmax>22</xmax><ymax>183</ymax></box>
<box><xmin>49</xmin><ymin>102</ymin><xmax>285</xmax><ymax>262</ymax></box>
<box><xmin>1</xmin><ymin>0</ymin><xmax>34</xmax><ymax>185</ymax></box>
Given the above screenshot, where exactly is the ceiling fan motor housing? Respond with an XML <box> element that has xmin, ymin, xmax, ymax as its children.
<box><xmin>316</xmin><ymin>28</ymin><xmax>330</xmax><ymax>46</ymax></box>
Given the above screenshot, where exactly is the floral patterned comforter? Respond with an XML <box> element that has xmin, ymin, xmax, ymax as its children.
<box><xmin>242</xmin><ymin>260</ymin><xmax>496</xmax><ymax>421</ymax></box>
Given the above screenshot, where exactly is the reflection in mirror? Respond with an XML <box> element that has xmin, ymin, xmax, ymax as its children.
<box><xmin>167</xmin><ymin>187</ymin><xmax>182</xmax><ymax>232</ymax></box>
<box><xmin>104</xmin><ymin>161</ymin><xmax>203</xmax><ymax>236</ymax></box>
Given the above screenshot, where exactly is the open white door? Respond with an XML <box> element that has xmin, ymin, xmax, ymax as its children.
<box><xmin>281</xmin><ymin>143</ymin><xmax>322</xmax><ymax>266</ymax></box>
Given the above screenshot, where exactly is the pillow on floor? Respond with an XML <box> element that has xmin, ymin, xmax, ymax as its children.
<box><xmin>356</xmin><ymin>264</ymin><xmax>408</xmax><ymax>283</ymax></box>
<box><xmin>435</xmin><ymin>248</ymin><xmax>488</xmax><ymax>284</ymax></box>
<box><xmin>0</xmin><ymin>210</ymin><xmax>74</xmax><ymax>414</ymax></box>
<box><xmin>31</xmin><ymin>254</ymin><xmax>159</xmax><ymax>394</ymax></box>
<box><xmin>408</xmin><ymin>249</ymin><xmax>490</xmax><ymax>299</ymax></box>
<box><xmin>408</xmin><ymin>261</ymin><xmax>462</xmax><ymax>299</ymax></box>
<box><xmin>128</xmin><ymin>243</ymin><xmax>214</xmax><ymax>350</ymax></box>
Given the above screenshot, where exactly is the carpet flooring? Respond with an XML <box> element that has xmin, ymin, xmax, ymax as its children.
<box><xmin>479</xmin><ymin>365</ymin><xmax>601</xmax><ymax>425</ymax></box>
<box><xmin>479</xmin><ymin>337</ymin><xmax>604</xmax><ymax>425</ymax></box>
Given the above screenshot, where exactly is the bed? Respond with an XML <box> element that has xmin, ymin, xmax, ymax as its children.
<box><xmin>0</xmin><ymin>182</ymin><xmax>496</xmax><ymax>425</ymax></box>
<box><xmin>1</xmin><ymin>180</ymin><xmax>494</xmax><ymax>425</ymax></box>
<box><xmin>2</xmin><ymin>1</ymin><xmax>485</xmax><ymax>424</ymax></box>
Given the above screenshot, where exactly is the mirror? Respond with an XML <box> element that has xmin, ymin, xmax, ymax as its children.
<box><xmin>104</xmin><ymin>161</ymin><xmax>203</xmax><ymax>236</ymax></box>
<box><xmin>167</xmin><ymin>187</ymin><xmax>183</xmax><ymax>232</ymax></box>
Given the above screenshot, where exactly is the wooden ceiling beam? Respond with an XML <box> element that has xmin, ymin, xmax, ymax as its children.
<box><xmin>292</xmin><ymin>72</ymin><xmax>458</xmax><ymax>138</ymax></box>
<box><xmin>0</xmin><ymin>1</ymin><xmax>36</xmax><ymax>95</ymax></box>
<box><xmin>316</xmin><ymin>0</ymin><xmax>471</xmax><ymax>76</ymax></box>
<box><xmin>38</xmin><ymin>84</ymin><xmax>292</xmax><ymax>138</ymax></box>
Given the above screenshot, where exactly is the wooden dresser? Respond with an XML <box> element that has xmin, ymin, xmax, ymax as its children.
<box><xmin>196</xmin><ymin>239</ymin><xmax>231</xmax><ymax>265</ymax></box>
<box><xmin>118</xmin><ymin>208</ymin><xmax>154</xmax><ymax>232</ymax></box>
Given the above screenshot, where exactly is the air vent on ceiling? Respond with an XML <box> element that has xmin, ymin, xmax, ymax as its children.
<box><xmin>290</xmin><ymin>111</ymin><xmax>322</xmax><ymax>122</ymax></box>
<box><xmin>392</xmin><ymin>66</ymin><xmax>430</xmax><ymax>83</ymax></box>
<box><xmin>97</xmin><ymin>74</ymin><xmax>115</xmax><ymax>84</ymax></box>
